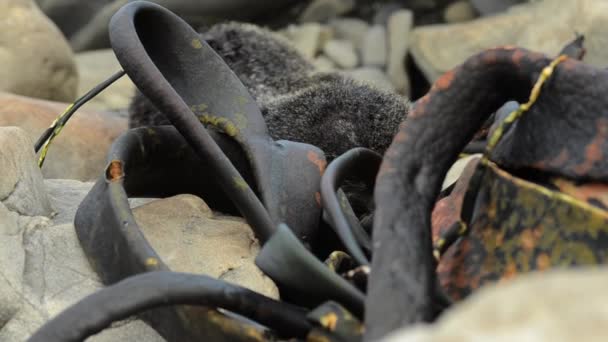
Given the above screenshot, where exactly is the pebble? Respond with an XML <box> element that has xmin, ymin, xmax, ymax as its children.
<box><xmin>299</xmin><ymin>0</ymin><xmax>355</xmax><ymax>23</ymax></box>
<box><xmin>313</xmin><ymin>55</ymin><xmax>337</xmax><ymax>72</ymax></box>
<box><xmin>284</xmin><ymin>23</ymin><xmax>324</xmax><ymax>59</ymax></box>
<box><xmin>372</xmin><ymin>2</ymin><xmax>404</xmax><ymax>26</ymax></box>
<box><xmin>329</xmin><ymin>17</ymin><xmax>370</xmax><ymax>50</ymax></box>
<box><xmin>387</xmin><ymin>9</ymin><xmax>414</xmax><ymax>96</ymax></box>
<box><xmin>362</xmin><ymin>25</ymin><xmax>387</xmax><ymax>67</ymax></box>
<box><xmin>323</xmin><ymin>39</ymin><xmax>359</xmax><ymax>69</ymax></box>
<box><xmin>443</xmin><ymin>0</ymin><xmax>477</xmax><ymax>23</ymax></box>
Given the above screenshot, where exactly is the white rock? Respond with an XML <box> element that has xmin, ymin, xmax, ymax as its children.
<box><xmin>443</xmin><ymin>0</ymin><xmax>477</xmax><ymax>23</ymax></box>
<box><xmin>284</xmin><ymin>23</ymin><xmax>324</xmax><ymax>59</ymax></box>
<box><xmin>344</xmin><ymin>67</ymin><xmax>395</xmax><ymax>92</ymax></box>
<box><xmin>299</xmin><ymin>0</ymin><xmax>355</xmax><ymax>23</ymax></box>
<box><xmin>387</xmin><ymin>9</ymin><xmax>414</xmax><ymax>96</ymax></box>
<box><xmin>383</xmin><ymin>268</ymin><xmax>608</xmax><ymax>342</ymax></box>
<box><xmin>323</xmin><ymin>39</ymin><xmax>359</xmax><ymax>69</ymax></box>
<box><xmin>0</xmin><ymin>0</ymin><xmax>77</xmax><ymax>102</ymax></box>
<box><xmin>362</xmin><ymin>25</ymin><xmax>388</xmax><ymax>67</ymax></box>
<box><xmin>0</xmin><ymin>127</ymin><xmax>53</xmax><ymax>217</ymax></box>
<box><xmin>313</xmin><ymin>55</ymin><xmax>337</xmax><ymax>72</ymax></box>
<box><xmin>329</xmin><ymin>17</ymin><xmax>370</xmax><ymax>50</ymax></box>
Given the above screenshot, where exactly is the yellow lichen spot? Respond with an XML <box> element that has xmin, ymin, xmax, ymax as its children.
<box><xmin>234</xmin><ymin>112</ymin><xmax>248</xmax><ymax>130</ymax></box>
<box><xmin>191</xmin><ymin>39</ymin><xmax>203</xmax><ymax>49</ymax></box>
<box><xmin>244</xmin><ymin>326</ymin><xmax>265</xmax><ymax>341</ymax></box>
<box><xmin>145</xmin><ymin>257</ymin><xmax>159</xmax><ymax>267</ymax></box>
<box><xmin>234</xmin><ymin>176</ymin><xmax>248</xmax><ymax>190</ymax></box>
<box><xmin>319</xmin><ymin>312</ymin><xmax>338</xmax><ymax>331</ymax></box>
<box><xmin>199</xmin><ymin>114</ymin><xmax>239</xmax><ymax>137</ymax></box>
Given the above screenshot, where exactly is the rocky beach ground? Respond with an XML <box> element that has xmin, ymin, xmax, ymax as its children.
<box><xmin>2</xmin><ymin>0</ymin><xmax>608</xmax><ymax>341</ymax></box>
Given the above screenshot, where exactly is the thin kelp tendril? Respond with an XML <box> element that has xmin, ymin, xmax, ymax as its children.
<box><xmin>35</xmin><ymin>70</ymin><xmax>126</xmax><ymax>167</ymax></box>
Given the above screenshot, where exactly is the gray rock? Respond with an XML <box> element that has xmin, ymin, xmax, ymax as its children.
<box><xmin>411</xmin><ymin>0</ymin><xmax>608</xmax><ymax>82</ymax></box>
<box><xmin>362</xmin><ymin>25</ymin><xmax>387</xmax><ymax>67</ymax></box>
<box><xmin>75</xmin><ymin>49</ymin><xmax>136</xmax><ymax>111</ymax></box>
<box><xmin>382</xmin><ymin>267</ymin><xmax>608</xmax><ymax>342</ymax></box>
<box><xmin>44</xmin><ymin>179</ymin><xmax>94</xmax><ymax>225</ymax></box>
<box><xmin>69</xmin><ymin>0</ymin><xmax>304</xmax><ymax>52</ymax></box>
<box><xmin>470</xmin><ymin>0</ymin><xmax>525</xmax><ymax>16</ymax></box>
<box><xmin>0</xmin><ymin>0</ymin><xmax>78</xmax><ymax>102</ymax></box>
<box><xmin>0</xmin><ymin>213</ymin><xmax>163</xmax><ymax>342</ymax></box>
<box><xmin>329</xmin><ymin>17</ymin><xmax>370</xmax><ymax>50</ymax></box>
<box><xmin>0</xmin><ymin>127</ymin><xmax>53</xmax><ymax>217</ymax></box>
<box><xmin>443</xmin><ymin>0</ymin><xmax>477</xmax><ymax>23</ymax></box>
<box><xmin>299</xmin><ymin>0</ymin><xmax>355</xmax><ymax>23</ymax></box>
<box><xmin>344</xmin><ymin>67</ymin><xmax>395</xmax><ymax>92</ymax></box>
<box><xmin>36</xmin><ymin>0</ymin><xmax>111</xmax><ymax>38</ymax></box>
<box><xmin>387</xmin><ymin>9</ymin><xmax>414</xmax><ymax>96</ymax></box>
<box><xmin>323</xmin><ymin>39</ymin><xmax>359</xmax><ymax>69</ymax></box>
<box><xmin>0</xmin><ymin>178</ymin><xmax>278</xmax><ymax>339</ymax></box>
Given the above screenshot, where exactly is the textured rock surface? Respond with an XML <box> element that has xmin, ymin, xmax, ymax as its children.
<box><xmin>0</xmin><ymin>92</ymin><xmax>127</xmax><ymax>181</ymax></box>
<box><xmin>0</xmin><ymin>0</ymin><xmax>78</xmax><ymax>102</ymax></box>
<box><xmin>75</xmin><ymin>49</ymin><xmax>136</xmax><ymax>111</ymax></box>
<box><xmin>135</xmin><ymin>194</ymin><xmax>279</xmax><ymax>299</ymax></box>
<box><xmin>0</xmin><ymin>176</ymin><xmax>279</xmax><ymax>340</ymax></box>
<box><xmin>0</xmin><ymin>127</ymin><xmax>53</xmax><ymax>217</ymax></box>
<box><xmin>411</xmin><ymin>0</ymin><xmax>608</xmax><ymax>82</ymax></box>
<box><xmin>0</xmin><ymin>137</ymin><xmax>161</xmax><ymax>341</ymax></box>
<box><xmin>383</xmin><ymin>268</ymin><xmax>608</xmax><ymax>342</ymax></box>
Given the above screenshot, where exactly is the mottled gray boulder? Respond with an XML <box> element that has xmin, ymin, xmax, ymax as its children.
<box><xmin>0</xmin><ymin>174</ymin><xmax>279</xmax><ymax>340</ymax></box>
<box><xmin>383</xmin><ymin>268</ymin><xmax>608</xmax><ymax>342</ymax></box>
<box><xmin>75</xmin><ymin>49</ymin><xmax>136</xmax><ymax>111</ymax></box>
<box><xmin>0</xmin><ymin>0</ymin><xmax>78</xmax><ymax>102</ymax></box>
<box><xmin>0</xmin><ymin>127</ymin><xmax>53</xmax><ymax>217</ymax></box>
<box><xmin>411</xmin><ymin>0</ymin><xmax>608</xmax><ymax>82</ymax></box>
